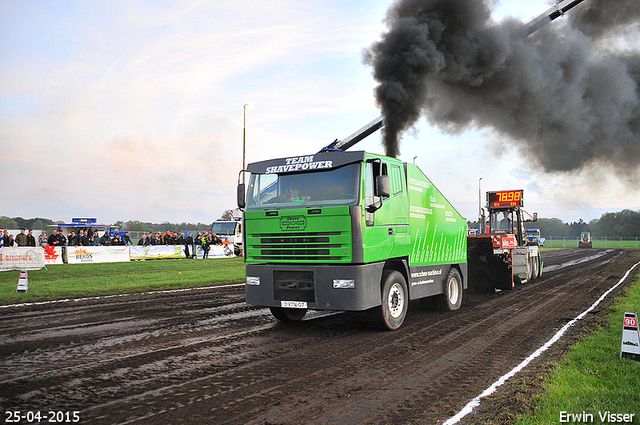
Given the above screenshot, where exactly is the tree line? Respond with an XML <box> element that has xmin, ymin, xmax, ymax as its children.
<box><xmin>0</xmin><ymin>210</ymin><xmax>235</xmax><ymax>234</ymax></box>
<box><xmin>470</xmin><ymin>208</ymin><xmax>640</xmax><ymax>238</ymax></box>
<box><xmin>531</xmin><ymin>209</ymin><xmax>640</xmax><ymax>238</ymax></box>
<box><xmin>3</xmin><ymin>208</ymin><xmax>639</xmax><ymax>238</ymax></box>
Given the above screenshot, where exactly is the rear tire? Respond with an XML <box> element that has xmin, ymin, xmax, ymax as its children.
<box><xmin>370</xmin><ymin>270</ymin><xmax>408</xmax><ymax>331</ymax></box>
<box><xmin>270</xmin><ymin>307</ymin><xmax>307</xmax><ymax>322</ymax></box>
<box><xmin>438</xmin><ymin>268</ymin><xmax>463</xmax><ymax>311</ymax></box>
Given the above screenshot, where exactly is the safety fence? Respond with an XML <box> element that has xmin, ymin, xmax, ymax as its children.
<box><xmin>0</xmin><ymin>245</ymin><xmax>235</xmax><ymax>271</ymax></box>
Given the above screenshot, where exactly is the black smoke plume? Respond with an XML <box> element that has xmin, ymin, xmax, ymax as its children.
<box><xmin>364</xmin><ymin>0</ymin><xmax>640</xmax><ymax>177</ymax></box>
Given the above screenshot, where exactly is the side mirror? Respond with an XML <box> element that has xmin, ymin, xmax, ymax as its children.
<box><xmin>237</xmin><ymin>183</ymin><xmax>246</xmax><ymax>209</ymax></box>
<box><xmin>376</xmin><ymin>175</ymin><xmax>390</xmax><ymax>198</ymax></box>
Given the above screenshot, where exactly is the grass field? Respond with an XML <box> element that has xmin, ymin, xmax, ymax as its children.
<box><xmin>516</xmin><ymin>272</ymin><xmax>640</xmax><ymax>424</ymax></box>
<box><xmin>0</xmin><ymin>257</ymin><xmax>246</xmax><ymax>305</ymax></box>
<box><xmin>544</xmin><ymin>239</ymin><xmax>640</xmax><ymax>249</ymax></box>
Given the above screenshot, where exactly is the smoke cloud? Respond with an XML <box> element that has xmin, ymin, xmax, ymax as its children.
<box><xmin>363</xmin><ymin>0</ymin><xmax>640</xmax><ymax>177</ymax></box>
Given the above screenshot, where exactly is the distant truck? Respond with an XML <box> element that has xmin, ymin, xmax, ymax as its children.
<box><xmin>211</xmin><ymin>220</ymin><xmax>243</xmax><ymax>255</ymax></box>
<box><xmin>578</xmin><ymin>231</ymin><xmax>592</xmax><ymax>248</ymax></box>
<box><xmin>525</xmin><ymin>228</ymin><xmax>545</xmax><ymax>246</ymax></box>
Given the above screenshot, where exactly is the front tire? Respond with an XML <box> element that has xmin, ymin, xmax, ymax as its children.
<box><xmin>371</xmin><ymin>270</ymin><xmax>408</xmax><ymax>331</ymax></box>
<box><xmin>270</xmin><ymin>307</ymin><xmax>307</xmax><ymax>322</ymax></box>
<box><xmin>437</xmin><ymin>268</ymin><xmax>463</xmax><ymax>311</ymax></box>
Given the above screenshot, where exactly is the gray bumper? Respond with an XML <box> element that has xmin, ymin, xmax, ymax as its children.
<box><xmin>245</xmin><ymin>262</ymin><xmax>384</xmax><ymax>311</ymax></box>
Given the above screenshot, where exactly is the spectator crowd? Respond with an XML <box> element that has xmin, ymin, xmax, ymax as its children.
<box><xmin>0</xmin><ymin>228</ymin><xmax>225</xmax><ymax>259</ymax></box>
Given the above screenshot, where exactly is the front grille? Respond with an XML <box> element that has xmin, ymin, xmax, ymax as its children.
<box><xmin>249</xmin><ymin>231</ymin><xmax>347</xmax><ymax>261</ymax></box>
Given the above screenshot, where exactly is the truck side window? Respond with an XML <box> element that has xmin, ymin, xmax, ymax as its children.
<box><xmin>391</xmin><ymin>165</ymin><xmax>402</xmax><ymax>195</ymax></box>
<box><xmin>365</xmin><ymin>160</ymin><xmax>388</xmax><ymax>226</ymax></box>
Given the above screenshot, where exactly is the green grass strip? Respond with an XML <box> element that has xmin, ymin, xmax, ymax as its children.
<box><xmin>517</xmin><ymin>273</ymin><xmax>640</xmax><ymax>424</ymax></box>
<box><xmin>0</xmin><ymin>257</ymin><xmax>246</xmax><ymax>305</ymax></box>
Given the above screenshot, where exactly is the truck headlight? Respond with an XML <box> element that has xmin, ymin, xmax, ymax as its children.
<box><xmin>246</xmin><ymin>276</ymin><xmax>260</xmax><ymax>286</ymax></box>
<box><xmin>333</xmin><ymin>279</ymin><xmax>355</xmax><ymax>289</ymax></box>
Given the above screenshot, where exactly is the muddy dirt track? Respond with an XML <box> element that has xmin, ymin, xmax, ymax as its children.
<box><xmin>1</xmin><ymin>248</ymin><xmax>639</xmax><ymax>425</ymax></box>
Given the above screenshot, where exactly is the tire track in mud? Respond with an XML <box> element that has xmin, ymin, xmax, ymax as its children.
<box><xmin>0</xmin><ymin>249</ymin><xmax>637</xmax><ymax>425</ymax></box>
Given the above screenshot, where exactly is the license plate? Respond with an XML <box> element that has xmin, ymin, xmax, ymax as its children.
<box><xmin>281</xmin><ymin>301</ymin><xmax>307</xmax><ymax>309</ymax></box>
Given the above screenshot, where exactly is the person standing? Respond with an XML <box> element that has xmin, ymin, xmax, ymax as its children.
<box><xmin>26</xmin><ymin>230</ymin><xmax>36</xmax><ymax>247</ymax></box>
<box><xmin>77</xmin><ymin>230</ymin><xmax>86</xmax><ymax>246</ymax></box>
<box><xmin>57</xmin><ymin>231</ymin><xmax>66</xmax><ymax>247</ymax></box>
<box><xmin>100</xmin><ymin>231</ymin><xmax>111</xmax><ymax>246</ymax></box>
<box><xmin>15</xmin><ymin>228</ymin><xmax>28</xmax><ymax>246</ymax></box>
<box><xmin>48</xmin><ymin>229</ymin><xmax>59</xmax><ymax>246</ymax></box>
<box><xmin>184</xmin><ymin>232</ymin><xmax>193</xmax><ymax>259</ymax></box>
<box><xmin>111</xmin><ymin>234</ymin><xmax>124</xmax><ymax>245</ymax></box>
<box><xmin>38</xmin><ymin>230</ymin><xmax>48</xmax><ymax>246</ymax></box>
<box><xmin>201</xmin><ymin>234</ymin><xmax>211</xmax><ymax>259</ymax></box>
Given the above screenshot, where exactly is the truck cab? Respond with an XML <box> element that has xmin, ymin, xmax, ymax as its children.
<box><xmin>238</xmin><ymin>150</ymin><xmax>467</xmax><ymax>330</ymax></box>
<box><xmin>525</xmin><ymin>229</ymin><xmax>543</xmax><ymax>246</ymax></box>
<box><xmin>211</xmin><ymin>220</ymin><xmax>243</xmax><ymax>255</ymax></box>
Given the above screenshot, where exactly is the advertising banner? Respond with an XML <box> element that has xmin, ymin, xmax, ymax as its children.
<box><xmin>67</xmin><ymin>246</ymin><xmax>130</xmax><ymax>264</ymax></box>
<box><xmin>0</xmin><ymin>247</ymin><xmax>46</xmax><ymax>271</ymax></box>
<box><xmin>43</xmin><ymin>246</ymin><xmax>64</xmax><ymax>265</ymax></box>
<box><xmin>130</xmin><ymin>245</ymin><xmax>185</xmax><ymax>260</ymax></box>
<box><xmin>195</xmin><ymin>245</ymin><xmax>235</xmax><ymax>259</ymax></box>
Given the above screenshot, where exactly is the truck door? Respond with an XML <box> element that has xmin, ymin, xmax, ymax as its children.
<box><xmin>363</xmin><ymin>159</ymin><xmax>408</xmax><ymax>262</ymax></box>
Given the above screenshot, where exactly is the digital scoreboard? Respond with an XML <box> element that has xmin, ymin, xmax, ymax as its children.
<box><xmin>487</xmin><ymin>190</ymin><xmax>524</xmax><ymax>208</ymax></box>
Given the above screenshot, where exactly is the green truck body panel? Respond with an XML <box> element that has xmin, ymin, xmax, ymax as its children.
<box><xmin>406</xmin><ymin>164</ymin><xmax>467</xmax><ymax>266</ymax></box>
<box><xmin>243</xmin><ymin>150</ymin><xmax>467</xmax><ymax>311</ymax></box>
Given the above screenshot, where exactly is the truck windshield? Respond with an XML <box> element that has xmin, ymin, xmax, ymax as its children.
<box><xmin>490</xmin><ymin>210</ymin><xmax>514</xmax><ymax>233</ymax></box>
<box><xmin>246</xmin><ymin>163</ymin><xmax>360</xmax><ymax>209</ymax></box>
<box><xmin>211</xmin><ymin>222</ymin><xmax>237</xmax><ymax>235</ymax></box>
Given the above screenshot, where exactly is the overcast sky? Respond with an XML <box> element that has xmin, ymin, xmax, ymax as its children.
<box><xmin>1</xmin><ymin>0</ymin><xmax>638</xmax><ymax>226</ymax></box>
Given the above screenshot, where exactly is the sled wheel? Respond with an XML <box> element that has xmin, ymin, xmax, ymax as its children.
<box><xmin>530</xmin><ymin>256</ymin><xmax>539</xmax><ymax>281</ymax></box>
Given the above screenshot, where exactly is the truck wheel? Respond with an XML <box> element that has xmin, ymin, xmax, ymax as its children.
<box><xmin>438</xmin><ymin>268</ymin><xmax>463</xmax><ymax>311</ymax></box>
<box><xmin>269</xmin><ymin>307</ymin><xmax>307</xmax><ymax>322</ymax></box>
<box><xmin>371</xmin><ymin>270</ymin><xmax>408</xmax><ymax>331</ymax></box>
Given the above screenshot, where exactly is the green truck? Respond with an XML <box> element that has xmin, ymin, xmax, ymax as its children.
<box><xmin>237</xmin><ymin>119</ymin><xmax>467</xmax><ymax>330</ymax></box>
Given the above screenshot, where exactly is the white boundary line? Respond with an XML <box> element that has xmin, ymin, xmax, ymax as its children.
<box><xmin>0</xmin><ymin>283</ymin><xmax>246</xmax><ymax>309</ymax></box>
<box><xmin>443</xmin><ymin>259</ymin><xmax>640</xmax><ymax>425</ymax></box>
